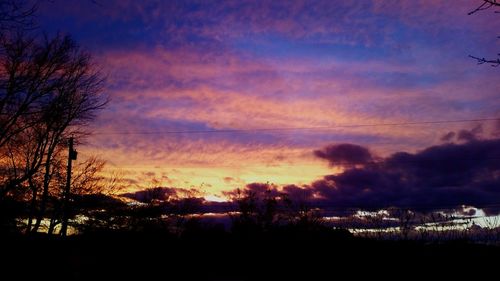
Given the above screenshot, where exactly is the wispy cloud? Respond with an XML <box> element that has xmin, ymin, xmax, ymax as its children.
<box><xmin>36</xmin><ymin>0</ymin><xmax>500</xmax><ymax>193</ymax></box>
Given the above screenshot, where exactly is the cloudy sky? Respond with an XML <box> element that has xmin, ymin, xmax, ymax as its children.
<box><xmin>35</xmin><ymin>0</ymin><xmax>499</xmax><ymax>200</ymax></box>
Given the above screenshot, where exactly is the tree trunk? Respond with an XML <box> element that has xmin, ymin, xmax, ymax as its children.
<box><xmin>32</xmin><ymin>148</ymin><xmax>54</xmax><ymax>233</ymax></box>
<box><xmin>26</xmin><ymin>185</ymin><xmax>37</xmax><ymax>234</ymax></box>
<box><xmin>47</xmin><ymin>215</ymin><xmax>58</xmax><ymax>235</ymax></box>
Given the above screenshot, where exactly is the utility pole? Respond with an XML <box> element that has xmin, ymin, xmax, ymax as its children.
<box><xmin>61</xmin><ymin>137</ymin><xmax>77</xmax><ymax>237</ymax></box>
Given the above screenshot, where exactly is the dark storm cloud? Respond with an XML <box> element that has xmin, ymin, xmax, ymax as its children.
<box><xmin>122</xmin><ymin>138</ymin><xmax>500</xmax><ymax>215</ymax></box>
<box><xmin>457</xmin><ymin>130</ymin><xmax>477</xmax><ymax>142</ymax></box>
<box><xmin>308</xmin><ymin>138</ymin><xmax>500</xmax><ymax>214</ymax></box>
<box><xmin>228</xmin><ymin>138</ymin><xmax>500</xmax><ymax>215</ymax></box>
<box><xmin>245</xmin><ymin>182</ymin><xmax>272</xmax><ymax>193</ymax></box>
<box><xmin>440</xmin><ymin>131</ymin><xmax>455</xmax><ymax>142</ymax></box>
<box><xmin>442</xmin><ymin>125</ymin><xmax>483</xmax><ymax>143</ymax></box>
<box><xmin>121</xmin><ymin>187</ymin><xmax>235</xmax><ymax>213</ymax></box>
<box><xmin>314</xmin><ymin>143</ymin><xmax>373</xmax><ymax>166</ymax></box>
<box><xmin>281</xmin><ymin>184</ymin><xmax>315</xmax><ymax>202</ymax></box>
<box><xmin>457</xmin><ymin>125</ymin><xmax>482</xmax><ymax>142</ymax></box>
<box><xmin>121</xmin><ymin>187</ymin><xmax>178</xmax><ymax>203</ymax></box>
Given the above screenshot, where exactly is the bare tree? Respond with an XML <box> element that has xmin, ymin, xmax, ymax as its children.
<box><xmin>0</xmin><ymin>0</ymin><xmax>36</xmax><ymax>33</ymax></box>
<box><xmin>0</xmin><ymin>33</ymin><xmax>107</xmax><ymax>201</ymax></box>
<box><xmin>468</xmin><ymin>0</ymin><xmax>500</xmax><ymax>66</ymax></box>
<box><xmin>0</xmin><ymin>0</ymin><xmax>109</xmax><ymax>235</ymax></box>
<box><xmin>44</xmin><ymin>156</ymin><xmax>120</xmax><ymax>235</ymax></box>
<box><xmin>0</xmin><ymin>33</ymin><xmax>107</xmax><ymax>236</ymax></box>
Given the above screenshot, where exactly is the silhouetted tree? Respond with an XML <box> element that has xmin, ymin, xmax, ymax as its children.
<box><xmin>0</xmin><ymin>1</ymin><xmax>107</xmax><ymax>234</ymax></box>
<box><xmin>24</xmin><ymin>155</ymin><xmax>121</xmax><ymax>234</ymax></box>
<box><xmin>0</xmin><ymin>32</ymin><xmax>107</xmax><ymax>195</ymax></box>
<box><xmin>51</xmin><ymin>157</ymin><xmax>120</xmax><ymax>234</ymax></box>
<box><xmin>280</xmin><ymin>194</ymin><xmax>325</xmax><ymax>233</ymax></box>
<box><xmin>229</xmin><ymin>187</ymin><xmax>321</xmax><ymax>235</ymax></box>
<box><xmin>0</xmin><ymin>32</ymin><xmax>107</xmax><ymax>199</ymax></box>
<box><xmin>0</xmin><ymin>0</ymin><xmax>105</xmax><ymax>185</ymax></box>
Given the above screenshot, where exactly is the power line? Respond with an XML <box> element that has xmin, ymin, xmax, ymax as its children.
<box><xmin>82</xmin><ymin>154</ymin><xmax>500</xmax><ymax>170</ymax></box>
<box><xmin>92</xmin><ymin>117</ymin><xmax>500</xmax><ymax>135</ymax></box>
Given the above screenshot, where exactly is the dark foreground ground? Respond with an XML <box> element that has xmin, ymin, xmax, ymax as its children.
<box><xmin>4</xmin><ymin>230</ymin><xmax>500</xmax><ymax>280</ymax></box>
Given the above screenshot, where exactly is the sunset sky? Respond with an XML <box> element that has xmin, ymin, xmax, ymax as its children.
<box><xmin>35</xmin><ymin>0</ymin><xmax>500</xmax><ymax>199</ymax></box>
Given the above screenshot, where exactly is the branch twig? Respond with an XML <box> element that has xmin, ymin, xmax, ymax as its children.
<box><xmin>469</xmin><ymin>55</ymin><xmax>500</xmax><ymax>67</ymax></box>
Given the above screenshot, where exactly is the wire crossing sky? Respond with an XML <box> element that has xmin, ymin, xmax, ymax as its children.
<box><xmin>35</xmin><ymin>0</ymin><xmax>500</xmax><ymax>195</ymax></box>
<box><xmin>92</xmin><ymin>118</ymin><xmax>500</xmax><ymax>135</ymax></box>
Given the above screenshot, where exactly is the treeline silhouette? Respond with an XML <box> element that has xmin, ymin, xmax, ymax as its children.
<box><xmin>4</xmin><ymin>187</ymin><xmax>500</xmax><ymax>280</ymax></box>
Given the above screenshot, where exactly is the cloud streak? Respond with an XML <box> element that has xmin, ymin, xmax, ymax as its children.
<box><xmin>33</xmin><ymin>0</ymin><xmax>500</xmax><ymax>194</ymax></box>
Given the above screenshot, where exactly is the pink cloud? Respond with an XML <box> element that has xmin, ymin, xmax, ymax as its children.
<box><xmin>40</xmin><ymin>0</ymin><xmax>500</xmax><ymax>194</ymax></box>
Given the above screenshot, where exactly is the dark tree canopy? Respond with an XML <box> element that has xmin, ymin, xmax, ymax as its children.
<box><xmin>0</xmin><ymin>33</ymin><xmax>107</xmax><ymax>196</ymax></box>
<box><xmin>0</xmin><ymin>0</ymin><xmax>109</xmax><ymax>235</ymax></box>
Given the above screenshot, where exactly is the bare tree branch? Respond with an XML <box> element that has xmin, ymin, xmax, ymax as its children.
<box><xmin>469</xmin><ymin>0</ymin><xmax>500</xmax><ymax>15</ymax></box>
<box><xmin>0</xmin><ymin>0</ymin><xmax>37</xmax><ymax>32</ymax></box>
<box><xmin>0</xmin><ymin>33</ymin><xmax>107</xmax><ymax>200</ymax></box>
<box><xmin>468</xmin><ymin>1</ymin><xmax>500</xmax><ymax>67</ymax></box>
<box><xmin>469</xmin><ymin>55</ymin><xmax>500</xmax><ymax>66</ymax></box>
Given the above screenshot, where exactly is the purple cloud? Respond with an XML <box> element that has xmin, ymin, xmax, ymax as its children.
<box><xmin>314</xmin><ymin>143</ymin><xmax>373</xmax><ymax>166</ymax></box>
<box><xmin>309</xmin><ymin>138</ymin><xmax>500</xmax><ymax>213</ymax></box>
